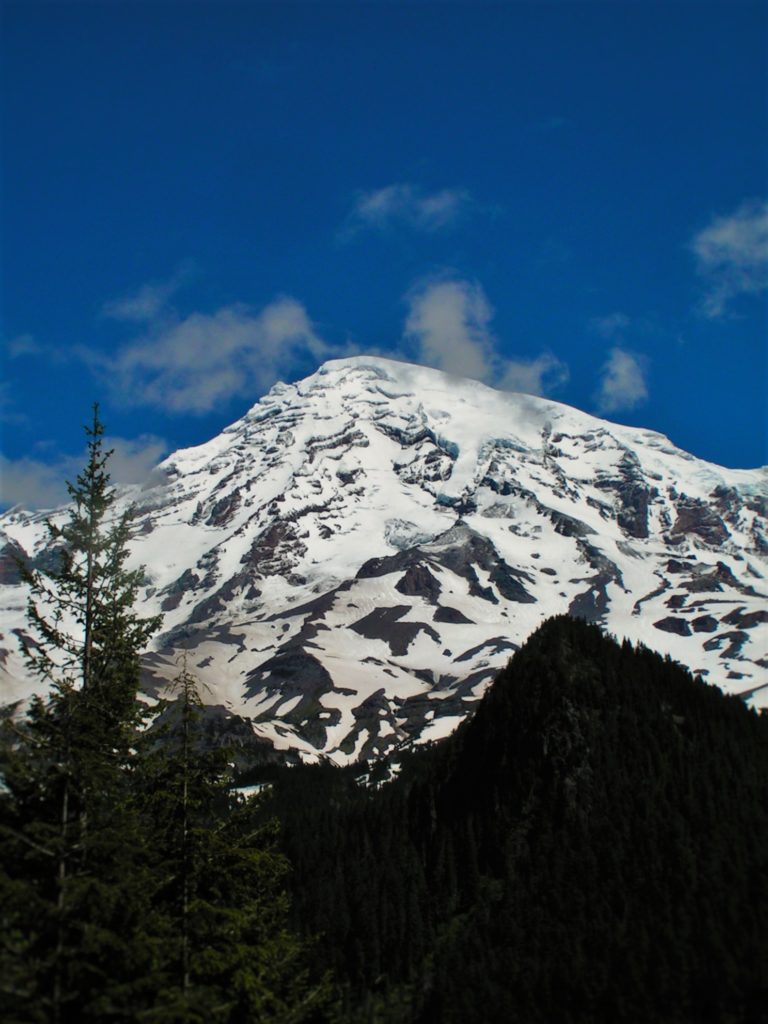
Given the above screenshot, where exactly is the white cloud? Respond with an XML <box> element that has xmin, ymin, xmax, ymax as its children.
<box><xmin>404</xmin><ymin>278</ymin><xmax>496</xmax><ymax>380</ymax></box>
<box><xmin>0</xmin><ymin>434</ymin><xmax>167</xmax><ymax>511</ymax></box>
<box><xmin>104</xmin><ymin>434</ymin><xmax>169</xmax><ymax>485</ymax></box>
<box><xmin>348</xmin><ymin>183</ymin><xmax>471</xmax><ymax>235</ymax></box>
<box><xmin>499</xmin><ymin>353</ymin><xmax>569</xmax><ymax>396</ymax></box>
<box><xmin>403</xmin><ymin>276</ymin><xmax>568</xmax><ymax>396</ymax></box>
<box><xmin>0</xmin><ymin>455</ymin><xmax>67</xmax><ymax>510</ymax></box>
<box><xmin>596</xmin><ymin>348</ymin><xmax>648</xmax><ymax>414</ymax></box>
<box><xmin>690</xmin><ymin>198</ymin><xmax>768</xmax><ymax>317</ymax></box>
<box><xmin>91</xmin><ymin>297</ymin><xmax>330</xmax><ymax>415</ymax></box>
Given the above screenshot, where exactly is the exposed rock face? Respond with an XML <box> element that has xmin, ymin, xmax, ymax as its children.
<box><xmin>704</xmin><ymin>631</ymin><xmax>750</xmax><ymax>659</ymax></box>
<box><xmin>161</xmin><ymin>568</ymin><xmax>201</xmax><ymax>611</ymax></box>
<box><xmin>205</xmin><ymin>488</ymin><xmax>242</xmax><ymax>527</ymax></box>
<box><xmin>654</xmin><ymin>616</ymin><xmax>693</xmax><ymax>637</ymax></box>
<box><xmin>546</xmin><ymin>509</ymin><xmax>596</xmax><ymax>539</ymax></box>
<box><xmin>245</xmin><ymin>648</ymin><xmax>338</xmax><ymax>750</ymax></box>
<box><xmin>692</xmin><ymin>615</ymin><xmax>719</xmax><ymax>633</ymax></box>
<box><xmin>434</xmin><ymin>605</ymin><xmax>474</xmax><ymax>624</ymax></box>
<box><xmin>669</xmin><ymin>498</ymin><xmax>730</xmax><ymax>546</ymax></box>
<box><xmin>395</xmin><ymin>564</ymin><xmax>441</xmax><ymax>601</ymax></box>
<box><xmin>722</xmin><ymin>608</ymin><xmax>768</xmax><ymax>629</ymax></box>
<box><xmin>1</xmin><ymin>355</ymin><xmax>766</xmax><ymax>762</ymax></box>
<box><xmin>351</xmin><ymin>606</ymin><xmax>440</xmax><ymax>658</ymax></box>
<box><xmin>422</xmin><ymin>524</ymin><xmax>536</xmax><ymax>604</ymax></box>
<box><xmin>0</xmin><ymin>540</ymin><xmax>27</xmax><ymax>586</ymax></box>
<box><xmin>595</xmin><ymin>450</ymin><xmax>652</xmax><ymax>539</ymax></box>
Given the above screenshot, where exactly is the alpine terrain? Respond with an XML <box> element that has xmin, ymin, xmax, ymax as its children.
<box><xmin>1</xmin><ymin>356</ymin><xmax>766</xmax><ymax>762</ymax></box>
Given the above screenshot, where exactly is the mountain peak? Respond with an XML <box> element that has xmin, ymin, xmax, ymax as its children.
<box><xmin>1</xmin><ymin>358</ymin><xmax>766</xmax><ymax>760</ymax></box>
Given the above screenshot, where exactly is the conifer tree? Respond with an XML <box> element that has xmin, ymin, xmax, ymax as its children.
<box><xmin>139</xmin><ymin>660</ymin><xmax>331</xmax><ymax>1023</ymax></box>
<box><xmin>0</xmin><ymin>405</ymin><xmax>163</xmax><ymax>1022</ymax></box>
<box><xmin>21</xmin><ymin>403</ymin><xmax>161</xmax><ymax>697</ymax></box>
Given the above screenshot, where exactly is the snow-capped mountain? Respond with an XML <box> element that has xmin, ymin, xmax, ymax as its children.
<box><xmin>2</xmin><ymin>356</ymin><xmax>766</xmax><ymax>762</ymax></box>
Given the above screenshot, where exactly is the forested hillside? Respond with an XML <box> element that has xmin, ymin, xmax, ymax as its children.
<box><xmin>262</xmin><ymin>616</ymin><xmax>768</xmax><ymax>1024</ymax></box>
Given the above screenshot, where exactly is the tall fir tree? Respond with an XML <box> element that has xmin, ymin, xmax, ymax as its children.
<box><xmin>137</xmin><ymin>659</ymin><xmax>332</xmax><ymax>1024</ymax></box>
<box><xmin>0</xmin><ymin>405</ymin><xmax>163</xmax><ymax>1022</ymax></box>
<box><xmin>21</xmin><ymin>403</ymin><xmax>161</xmax><ymax>698</ymax></box>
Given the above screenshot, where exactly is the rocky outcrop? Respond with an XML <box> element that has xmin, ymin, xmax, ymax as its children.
<box><xmin>160</xmin><ymin>568</ymin><xmax>201</xmax><ymax>611</ymax></box>
<box><xmin>424</xmin><ymin>524</ymin><xmax>536</xmax><ymax>604</ymax></box>
<box><xmin>669</xmin><ymin>497</ymin><xmax>729</xmax><ymax>546</ymax></box>
<box><xmin>395</xmin><ymin>564</ymin><xmax>442</xmax><ymax>601</ymax></box>
<box><xmin>721</xmin><ymin>607</ymin><xmax>768</xmax><ymax>630</ymax></box>
<box><xmin>433</xmin><ymin>605</ymin><xmax>474</xmax><ymax>624</ymax></box>
<box><xmin>692</xmin><ymin>615</ymin><xmax>719</xmax><ymax>633</ymax></box>
<box><xmin>704</xmin><ymin>631</ymin><xmax>750</xmax><ymax>659</ymax></box>
<box><xmin>241</xmin><ymin>521</ymin><xmax>307</xmax><ymax>581</ymax></box>
<box><xmin>0</xmin><ymin>539</ymin><xmax>27</xmax><ymax>585</ymax></box>
<box><xmin>654</xmin><ymin>616</ymin><xmax>692</xmax><ymax>637</ymax></box>
<box><xmin>350</xmin><ymin>606</ymin><xmax>440</xmax><ymax>657</ymax></box>
<box><xmin>595</xmin><ymin>451</ymin><xmax>651</xmax><ymax>539</ymax></box>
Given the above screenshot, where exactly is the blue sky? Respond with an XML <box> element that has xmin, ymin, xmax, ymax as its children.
<box><xmin>1</xmin><ymin>0</ymin><xmax>766</xmax><ymax>508</ymax></box>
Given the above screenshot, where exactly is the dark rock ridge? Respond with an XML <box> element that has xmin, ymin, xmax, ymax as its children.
<box><xmin>595</xmin><ymin>449</ymin><xmax>652</xmax><ymax>539</ymax></box>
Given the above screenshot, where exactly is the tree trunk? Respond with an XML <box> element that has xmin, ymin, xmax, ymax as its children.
<box><xmin>53</xmin><ymin>776</ymin><xmax>70</xmax><ymax>1024</ymax></box>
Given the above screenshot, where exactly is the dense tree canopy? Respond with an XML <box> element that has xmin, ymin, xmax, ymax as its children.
<box><xmin>260</xmin><ymin>617</ymin><xmax>768</xmax><ymax>1024</ymax></box>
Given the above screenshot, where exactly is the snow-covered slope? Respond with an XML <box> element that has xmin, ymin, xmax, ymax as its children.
<box><xmin>2</xmin><ymin>356</ymin><xmax>766</xmax><ymax>762</ymax></box>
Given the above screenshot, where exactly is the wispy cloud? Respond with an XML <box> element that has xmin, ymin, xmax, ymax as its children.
<box><xmin>500</xmin><ymin>354</ymin><xmax>569</xmax><ymax>396</ymax></box>
<box><xmin>690</xmin><ymin>198</ymin><xmax>768</xmax><ymax>317</ymax></box>
<box><xmin>102</xmin><ymin>263</ymin><xmax>195</xmax><ymax>323</ymax></box>
<box><xmin>87</xmin><ymin>296</ymin><xmax>332</xmax><ymax>415</ymax></box>
<box><xmin>7</xmin><ymin>333</ymin><xmax>44</xmax><ymax>359</ymax></box>
<box><xmin>0</xmin><ymin>434</ymin><xmax>167</xmax><ymax>510</ymax></box>
<box><xmin>0</xmin><ymin>455</ymin><xmax>70</xmax><ymax>510</ymax></box>
<box><xmin>346</xmin><ymin>183</ymin><xmax>472</xmax><ymax>236</ymax></box>
<box><xmin>595</xmin><ymin>347</ymin><xmax>648</xmax><ymax>414</ymax></box>
<box><xmin>589</xmin><ymin>312</ymin><xmax>630</xmax><ymax>339</ymax></box>
<box><xmin>403</xmin><ymin>276</ymin><xmax>568</xmax><ymax>396</ymax></box>
<box><xmin>105</xmin><ymin>435</ymin><xmax>170</xmax><ymax>486</ymax></box>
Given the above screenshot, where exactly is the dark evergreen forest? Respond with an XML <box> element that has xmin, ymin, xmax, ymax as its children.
<box><xmin>1</xmin><ymin>414</ymin><xmax>766</xmax><ymax>1022</ymax></box>
<box><xmin>260</xmin><ymin>615</ymin><xmax>768</xmax><ymax>1024</ymax></box>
